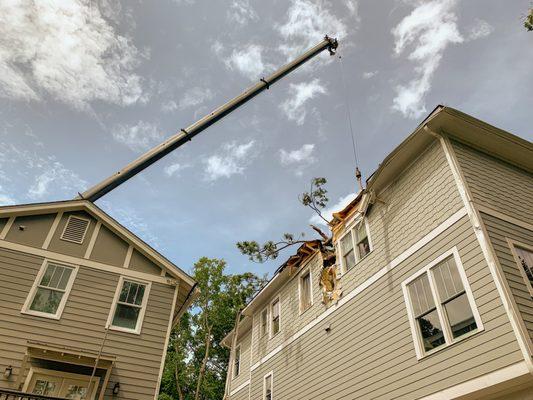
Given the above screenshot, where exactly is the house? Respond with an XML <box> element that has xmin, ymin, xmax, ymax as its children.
<box><xmin>222</xmin><ymin>106</ymin><xmax>533</xmax><ymax>400</ymax></box>
<box><xmin>0</xmin><ymin>199</ymin><xmax>198</xmax><ymax>400</ymax></box>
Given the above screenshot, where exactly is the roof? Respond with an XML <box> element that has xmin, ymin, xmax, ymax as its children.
<box><xmin>0</xmin><ymin>199</ymin><xmax>196</xmax><ymax>287</ymax></box>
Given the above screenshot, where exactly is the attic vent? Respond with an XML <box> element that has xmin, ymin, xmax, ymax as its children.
<box><xmin>60</xmin><ymin>216</ymin><xmax>90</xmax><ymax>244</ymax></box>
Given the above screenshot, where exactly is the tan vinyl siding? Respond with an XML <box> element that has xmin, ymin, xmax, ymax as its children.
<box><xmin>0</xmin><ymin>246</ymin><xmax>174</xmax><ymax>400</ymax></box>
<box><xmin>230</xmin><ymin>331</ymin><xmax>252</xmax><ymax>391</ymax></box>
<box><xmin>452</xmin><ymin>140</ymin><xmax>533</xmax><ymax>222</ymax></box>
<box><xmin>129</xmin><ymin>249</ymin><xmax>162</xmax><ymax>276</ymax></box>
<box><xmin>48</xmin><ymin>211</ymin><xmax>97</xmax><ymax>258</ymax></box>
<box><xmin>231</xmin><ymin>386</ymin><xmax>249</xmax><ymax>400</ymax></box>
<box><xmin>90</xmin><ymin>225</ymin><xmax>129</xmax><ymax>267</ymax></box>
<box><xmin>243</xmin><ymin>217</ymin><xmax>521</xmax><ymax>400</ymax></box>
<box><xmin>482</xmin><ymin>212</ymin><xmax>533</xmax><ymax>343</ymax></box>
<box><xmin>5</xmin><ymin>213</ymin><xmax>56</xmax><ymax>248</ymax></box>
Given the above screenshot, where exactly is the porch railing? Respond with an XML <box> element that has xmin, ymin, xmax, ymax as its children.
<box><xmin>0</xmin><ymin>389</ymin><xmax>66</xmax><ymax>400</ymax></box>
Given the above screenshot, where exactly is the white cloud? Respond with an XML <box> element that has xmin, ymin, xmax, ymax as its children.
<box><xmin>468</xmin><ymin>19</ymin><xmax>494</xmax><ymax>40</ymax></box>
<box><xmin>164</xmin><ymin>162</ymin><xmax>189</xmax><ymax>177</ymax></box>
<box><xmin>203</xmin><ymin>140</ymin><xmax>256</xmax><ymax>181</ymax></box>
<box><xmin>310</xmin><ymin>193</ymin><xmax>356</xmax><ymax>226</ymax></box>
<box><xmin>225</xmin><ymin>45</ymin><xmax>266</xmax><ymax>80</ymax></box>
<box><xmin>0</xmin><ymin>142</ymin><xmax>87</xmax><ymax>201</ymax></box>
<box><xmin>280</xmin><ymin>143</ymin><xmax>316</xmax><ymax>176</ymax></box>
<box><xmin>280</xmin><ymin>79</ymin><xmax>327</xmax><ymax>125</ymax></box>
<box><xmin>392</xmin><ymin>0</ymin><xmax>463</xmax><ymax>119</ymax></box>
<box><xmin>363</xmin><ymin>71</ymin><xmax>378</xmax><ymax>79</ymax></box>
<box><xmin>112</xmin><ymin>121</ymin><xmax>162</xmax><ymax>152</ymax></box>
<box><xmin>227</xmin><ymin>0</ymin><xmax>258</xmax><ymax>26</ymax></box>
<box><xmin>278</xmin><ymin>0</ymin><xmax>348</xmax><ymax>58</ymax></box>
<box><xmin>0</xmin><ymin>0</ymin><xmax>144</xmax><ymax>111</ymax></box>
<box><xmin>344</xmin><ymin>0</ymin><xmax>359</xmax><ymax>18</ymax></box>
<box><xmin>162</xmin><ymin>87</ymin><xmax>213</xmax><ymax>112</ymax></box>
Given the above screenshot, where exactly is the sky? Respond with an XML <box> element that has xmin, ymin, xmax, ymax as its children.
<box><xmin>0</xmin><ymin>0</ymin><xmax>532</xmax><ymax>278</ymax></box>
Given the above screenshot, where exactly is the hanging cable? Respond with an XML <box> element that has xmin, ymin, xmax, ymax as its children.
<box><xmin>337</xmin><ymin>53</ymin><xmax>364</xmax><ymax>191</ymax></box>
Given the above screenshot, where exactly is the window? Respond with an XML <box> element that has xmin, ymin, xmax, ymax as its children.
<box><xmin>271</xmin><ymin>298</ymin><xmax>280</xmax><ymax>337</ymax></box>
<box><xmin>338</xmin><ymin>218</ymin><xmax>372</xmax><ymax>272</ymax></box>
<box><xmin>260</xmin><ymin>308</ymin><xmax>268</xmax><ymax>337</ymax></box>
<box><xmin>233</xmin><ymin>345</ymin><xmax>241</xmax><ymax>377</ymax></box>
<box><xmin>22</xmin><ymin>261</ymin><xmax>78</xmax><ymax>319</ymax></box>
<box><xmin>403</xmin><ymin>249</ymin><xmax>482</xmax><ymax>358</ymax></box>
<box><xmin>107</xmin><ymin>277</ymin><xmax>151</xmax><ymax>334</ymax></box>
<box><xmin>299</xmin><ymin>270</ymin><xmax>312</xmax><ymax>313</ymax></box>
<box><xmin>510</xmin><ymin>243</ymin><xmax>533</xmax><ymax>296</ymax></box>
<box><xmin>263</xmin><ymin>372</ymin><xmax>273</xmax><ymax>400</ymax></box>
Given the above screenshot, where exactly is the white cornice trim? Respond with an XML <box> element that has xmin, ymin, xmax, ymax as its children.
<box><xmin>250</xmin><ymin>207</ymin><xmax>468</xmax><ymax>371</ymax></box>
<box><xmin>0</xmin><ymin>239</ymin><xmax>176</xmax><ymax>286</ymax></box>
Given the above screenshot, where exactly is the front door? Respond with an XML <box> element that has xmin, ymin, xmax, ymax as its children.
<box><xmin>26</xmin><ymin>369</ymin><xmax>99</xmax><ymax>400</ymax></box>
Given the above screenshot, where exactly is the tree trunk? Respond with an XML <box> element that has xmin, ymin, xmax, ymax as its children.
<box><xmin>194</xmin><ymin>325</ymin><xmax>212</xmax><ymax>400</ymax></box>
<box><xmin>175</xmin><ymin>363</ymin><xmax>184</xmax><ymax>400</ymax></box>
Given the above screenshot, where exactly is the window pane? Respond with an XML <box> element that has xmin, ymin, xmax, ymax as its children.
<box><xmin>40</xmin><ymin>265</ymin><xmax>56</xmax><ymax>287</ymax></box>
<box><xmin>356</xmin><ymin>222</ymin><xmax>367</xmax><ymax>242</ymax></box>
<box><xmin>261</xmin><ymin>309</ymin><xmax>268</xmax><ymax>335</ymax></box>
<box><xmin>356</xmin><ymin>237</ymin><xmax>370</xmax><ymax>259</ymax></box>
<box><xmin>408</xmin><ymin>274</ymin><xmax>435</xmax><ymax>317</ymax></box>
<box><xmin>417</xmin><ymin>309</ymin><xmax>445</xmax><ymax>352</ymax></box>
<box><xmin>264</xmin><ymin>375</ymin><xmax>272</xmax><ymax>400</ymax></box>
<box><xmin>433</xmin><ymin>258</ymin><xmax>464</xmax><ymax>301</ymax></box>
<box><xmin>33</xmin><ymin>380</ymin><xmax>58</xmax><ymax>396</ymax></box>
<box><xmin>48</xmin><ymin>265</ymin><xmax>66</xmax><ymax>288</ymax></box>
<box><xmin>57</xmin><ymin>267</ymin><xmax>73</xmax><ymax>290</ymax></box>
<box><xmin>65</xmin><ymin>385</ymin><xmax>88</xmax><ymax>399</ymax></box>
<box><xmin>30</xmin><ymin>288</ymin><xmax>64</xmax><ymax>314</ymax></box>
<box><xmin>272</xmin><ymin>300</ymin><xmax>279</xmax><ymax>318</ymax></box>
<box><xmin>119</xmin><ymin>281</ymin><xmax>131</xmax><ymax>302</ymax></box>
<box><xmin>112</xmin><ymin>304</ymin><xmax>140</xmax><ymax>330</ymax></box>
<box><xmin>300</xmin><ymin>273</ymin><xmax>311</xmax><ymax>310</ymax></box>
<box><xmin>234</xmin><ymin>347</ymin><xmax>240</xmax><ymax>376</ymax></box>
<box><xmin>133</xmin><ymin>284</ymin><xmax>146</xmax><ymax>305</ymax></box>
<box><xmin>444</xmin><ymin>293</ymin><xmax>477</xmax><ymax>339</ymax></box>
<box><xmin>515</xmin><ymin>247</ymin><xmax>533</xmax><ymax>286</ymax></box>
<box><xmin>125</xmin><ymin>282</ymin><xmax>139</xmax><ymax>304</ymax></box>
<box><xmin>343</xmin><ymin>249</ymin><xmax>356</xmax><ymax>270</ymax></box>
<box><xmin>340</xmin><ymin>233</ymin><xmax>353</xmax><ymax>255</ymax></box>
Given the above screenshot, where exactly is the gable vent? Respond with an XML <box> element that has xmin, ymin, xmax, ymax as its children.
<box><xmin>60</xmin><ymin>216</ymin><xmax>90</xmax><ymax>244</ymax></box>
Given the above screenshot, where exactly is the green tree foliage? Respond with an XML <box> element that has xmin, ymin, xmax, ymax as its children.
<box><xmin>526</xmin><ymin>7</ymin><xmax>533</xmax><ymax>31</ymax></box>
<box><xmin>237</xmin><ymin>177</ymin><xmax>330</xmax><ymax>263</ymax></box>
<box><xmin>158</xmin><ymin>257</ymin><xmax>266</xmax><ymax>400</ymax></box>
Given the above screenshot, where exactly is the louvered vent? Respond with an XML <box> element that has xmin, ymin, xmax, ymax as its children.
<box><xmin>60</xmin><ymin>216</ymin><xmax>90</xmax><ymax>244</ymax></box>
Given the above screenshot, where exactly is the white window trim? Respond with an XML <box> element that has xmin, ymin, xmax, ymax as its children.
<box><xmin>260</xmin><ymin>307</ymin><xmax>269</xmax><ymax>338</ymax></box>
<box><xmin>338</xmin><ymin>215</ymin><xmax>373</xmax><ymax>275</ymax></box>
<box><xmin>106</xmin><ymin>276</ymin><xmax>151</xmax><ymax>335</ymax></box>
<box><xmin>233</xmin><ymin>344</ymin><xmax>241</xmax><ymax>378</ymax></box>
<box><xmin>269</xmin><ymin>296</ymin><xmax>281</xmax><ymax>339</ymax></box>
<box><xmin>402</xmin><ymin>247</ymin><xmax>484</xmax><ymax>360</ymax></box>
<box><xmin>298</xmin><ymin>268</ymin><xmax>313</xmax><ymax>315</ymax></box>
<box><xmin>60</xmin><ymin>215</ymin><xmax>91</xmax><ymax>244</ymax></box>
<box><xmin>507</xmin><ymin>238</ymin><xmax>533</xmax><ymax>297</ymax></box>
<box><xmin>21</xmin><ymin>259</ymin><xmax>79</xmax><ymax>320</ymax></box>
<box><xmin>263</xmin><ymin>371</ymin><xmax>273</xmax><ymax>400</ymax></box>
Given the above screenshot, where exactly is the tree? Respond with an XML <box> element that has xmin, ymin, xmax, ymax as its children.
<box><xmin>159</xmin><ymin>257</ymin><xmax>265</xmax><ymax>400</ymax></box>
<box><xmin>237</xmin><ymin>177</ymin><xmax>331</xmax><ymax>262</ymax></box>
<box><xmin>525</xmin><ymin>7</ymin><xmax>533</xmax><ymax>31</ymax></box>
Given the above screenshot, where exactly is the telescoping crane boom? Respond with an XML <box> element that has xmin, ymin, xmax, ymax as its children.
<box><xmin>77</xmin><ymin>36</ymin><xmax>339</xmax><ymax>202</ymax></box>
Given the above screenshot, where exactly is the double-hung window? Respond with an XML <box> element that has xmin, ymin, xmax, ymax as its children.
<box><xmin>339</xmin><ymin>218</ymin><xmax>372</xmax><ymax>272</ymax></box>
<box><xmin>271</xmin><ymin>298</ymin><xmax>280</xmax><ymax>337</ymax></box>
<box><xmin>260</xmin><ymin>308</ymin><xmax>268</xmax><ymax>337</ymax></box>
<box><xmin>107</xmin><ymin>277</ymin><xmax>151</xmax><ymax>334</ymax></box>
<box><xmin>263</xmin><ymin>372</ymin><xmax>273</xmax><ymax>400</ymax></box>
<box><xmin>510</xmin><ymin>242</ymin><xmax>533</xmax><ymax>296</ymax></box>
<box><xmin>403</xmin><ymin>249</ymin><xmax>482</xmax><ymax>358</ymax></box>
<box><xmin>233</xmin><ymin>345</ymin><xmax>241</xmax><ymax>377</ymax></box>
<box><xmin>299</xmin><ymin>270</ymin><xmax>312</xmax><ymax>313</ymax></box>
<box><xmin>22</xmin><ymin>261</ymin><xmax>78</xmax><ymax>319</ymax></box>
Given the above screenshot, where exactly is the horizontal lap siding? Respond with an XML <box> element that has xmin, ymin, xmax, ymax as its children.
<box><xmin>482</xmin><ymin>213</ymin><xmax>533</xmax><ymax>343</ymax></box>
<box><xmin>0</xmin><ymin>247</ymin><xmax>174</xmax><ymax>400</ymax></box>
<box><xmin>230</xmin><ymin>331</ymin><xmax>252</xmax><ymax>391</ymax></box>
<box><xmin>452</xmin><ymin>141</ymin><xmax>533</xmax><ymax>222</ymax></box>
<box><xmin>245</xmin><ymin>217</ymin><xmax>521</xmax><ymax>399</ymax></box>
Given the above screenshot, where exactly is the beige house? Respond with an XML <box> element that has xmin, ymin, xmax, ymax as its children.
<box><xmin>0</xmin><ymin>200</ymin><xmax>197</xmax><ymax>400</ymax></box>
<box><xmin>222</xmin><ymin>106</ymin><xmax>533</xmax><ymax>400</ymax></box>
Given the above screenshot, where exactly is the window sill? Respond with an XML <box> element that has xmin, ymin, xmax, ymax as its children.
<box><xmin>417</xmin><ymin>328</ymin><xmax>483</xmax><ymax>361</ymax></box>
<box><xmin>108</xmin><ymin>325</ymin><xmax>142</xmax><ymax>335</ymax></box>
<box><xmin>21</xmin><ymin>310</ymin><xmax>61</xmax><ymax>320</ymax></box>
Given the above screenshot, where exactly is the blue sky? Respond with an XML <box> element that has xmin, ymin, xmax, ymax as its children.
<box><xmin>0</xmin><ymin>0</ymin><xmax>532</xmax><ymax>277</ymax></box>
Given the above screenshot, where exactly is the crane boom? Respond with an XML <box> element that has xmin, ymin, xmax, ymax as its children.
<box><xmin>78</xmin><ymin>36</ymin><xmax>338</xmax><ymax>202</ymax></box>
